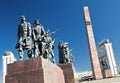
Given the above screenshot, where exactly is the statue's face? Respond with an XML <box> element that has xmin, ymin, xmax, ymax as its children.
<box><xmin>21</xmin><ymin>16</ymin><xmax>26</xmax><ymax>21</ymax></box>
<box><xmin>36</xmin><ymin>21</ymin><xmax>39</xmax><ymax>24</ymax></box>
<box><xmin>35</xmin><ymin>20</ymin><xmax>40</xmax><ymax>25</ymax></box>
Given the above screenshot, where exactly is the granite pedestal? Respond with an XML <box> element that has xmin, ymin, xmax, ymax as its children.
<box><xmin>5</xmin><ymin>58</ymin><xmax>65</xmax><ymax>83</ymax></box>
<box><xmin>59</xmin><ymin>63</ymin><xmax>75</xmax><ymax>83</ymax></box>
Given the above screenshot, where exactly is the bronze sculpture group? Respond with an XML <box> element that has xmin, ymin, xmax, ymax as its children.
<box><xmin>16</xmin><ymin>15</ymin><xmax>73</xmax><ymax>64</ymax></box>
<box><xmin>58</xmin><ymin>41</ymin><xmax>73</xmax><ymax>63</ymax></box>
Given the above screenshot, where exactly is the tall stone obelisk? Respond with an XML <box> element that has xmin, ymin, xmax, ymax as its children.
<box><xmin>83</xmin><ymin>6</ymin><xmax>103</xmax><ymax>80</ymax></box>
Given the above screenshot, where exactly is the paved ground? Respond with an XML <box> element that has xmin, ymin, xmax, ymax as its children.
<box><xmin>79</xmin><ymin>77</ymin><xmax>120</xmax><ymax>83</ymax></box>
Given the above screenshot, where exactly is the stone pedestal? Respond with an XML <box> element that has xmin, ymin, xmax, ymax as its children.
<box><xmin>5</xmin><ymin>58</ymin><xmax>65</xmax><ymax>83</ymax></box>
<box><xmin>103</xmin><ymin>69</ymin><xmax>112</xmax><ymax>78</ymax></box>
<box><xmin>59</xmin><ymin>63</ymin><xmax>75</xmax><ymax>83</ymax></box>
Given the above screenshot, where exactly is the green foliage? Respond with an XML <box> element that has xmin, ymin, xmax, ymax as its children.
<box><xmin>118</xmin><ymin>71</ymin><xmax>120</xmax><ymax>74</ymax></box>
<box><xmin>118</xmin><ymin>69</ymin><xmax>120</xmax><ymax>75</ymax></box>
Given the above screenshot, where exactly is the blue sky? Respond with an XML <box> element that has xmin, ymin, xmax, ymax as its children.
<box><xmin>0</xmin><ymin>0</ymin><xmax>120</xmax><ymax>82</ymax></box>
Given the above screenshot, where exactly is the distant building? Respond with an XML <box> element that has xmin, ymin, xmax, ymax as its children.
<box><xmin>74</xmin><ymin>71</ymin><xmax>93</xmax><ymax>82</ymax></box>
<box><xmin>2</xmin><ymin>51</ymin><xmax>17</xmax><ymax>83</ymax></box>
<box><xmin>98</xmin><ymin>39</ymin><xmax>118</xmax><ymax>76</ymax></box>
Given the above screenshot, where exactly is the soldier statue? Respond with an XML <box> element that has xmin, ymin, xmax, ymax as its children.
<box><xmin>15</xmin><ymin>16</ymin><xmax>32</xmax><ymax>60</ymax></box>
<box><xmin>58</xmin><ymin>41</ymin><xmax>73</xmax><ymax>64</ymax></box>
<box><xmin>42</xmin><ymin>30</ymin><xmax>55</xmax><ymax>63</ymax></box>
<box><xmin>32</xmin><ymin>19</ymin><xmax>45</xmax><ymax>57</ymax></box>
<box><xmin>32</xmin><ymin>20</ymin><xmax>55</xmax><ymax>63</ymax></box>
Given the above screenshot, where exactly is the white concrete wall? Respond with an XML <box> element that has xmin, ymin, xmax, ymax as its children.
<box><xmin>105</xmin><ymin>43</ymin><xmax>118</xmax><ymax>76</ymax></box>
<box><xmin>74</xmin><ymin>71</ymin><xmax>92</xmax><ymax>79</ymax></box>
<box><xmin>2</xmin><ymin>51</ymin><xmax>16</xmax><ymax>83</ymax></box>
<box><xmin>97</xmin><ymin>39</ymin><xmax>118</xmax><ymax>77</ymax></box>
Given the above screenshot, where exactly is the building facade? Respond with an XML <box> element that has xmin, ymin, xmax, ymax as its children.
<box><xmin>98</xmin><ymin>39</ymin><xmax>118</xmax><ymax>76</ymax></box>
<box><xmin>74</xmin><ymin>71</ymin><xmax>93</xmax><ymax>82</ymax></box>
<box><xmin>2</xmin><ymin>51</ymin><xmax>16</xmax><ymax>83</ymax></box>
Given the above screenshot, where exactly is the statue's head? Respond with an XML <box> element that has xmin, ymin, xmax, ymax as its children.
<box><xmin>46</xmin><ymin>29</ymin><xmax>50</xmax><ymax>34</ymax></box>
<box><xmin>34</xmin><ymin>19</ymin><xmax>40</xmax><ymax>25</ymax></box>
<box><xmin>64</xmin><ymin>42</ymin><xmax>69</xmax><ymax>47</ymax></box>
<box><xmin>21</xmin><ymin>15</ymin><xmax>26</xmax><ymax>21</ymax></box>
<box><xmin>65</xmin><ymin>42</ymin><xmax>69</xmax><ymax>45</ymax></box>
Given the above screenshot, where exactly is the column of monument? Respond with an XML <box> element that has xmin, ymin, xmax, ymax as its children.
<box><xmin>83</xmin><ymin>6</ymin><xmax>103</xmax><ymax>80</ymax></box>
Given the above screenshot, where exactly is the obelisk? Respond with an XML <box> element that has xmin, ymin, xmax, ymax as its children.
<box><xmin>83</xmin><ymin>6</ymin><xmax>103</xmax><ymax>80</ymax></box>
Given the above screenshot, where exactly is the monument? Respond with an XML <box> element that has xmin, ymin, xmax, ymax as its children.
<box><xmin>83</xmin><ymin>6</ymin><xmax>103</xmax><ymax>80</ymax></box>
<box><xmin>5</xmin><ymin>16</ymin><xmax>75</xmax><ymax>83</ymax></box>
<box><xmin>97</xmin><ymin>39</ymin><xmax>118</xmax><ymax>78</ymax></box>
<box><xmin>58</xmin><ymin>41</ymin><xmax>75</xmax><ymax>83</ymax></box>
<box><xmin>58</xmin><ymin>41</ymin><xmax>74</xmax><ymax>64</ymax></box>
<box><xmin>15</xmin><ymin>16</ymin><xmax>55</xmax><ymax>63</ymax></box>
